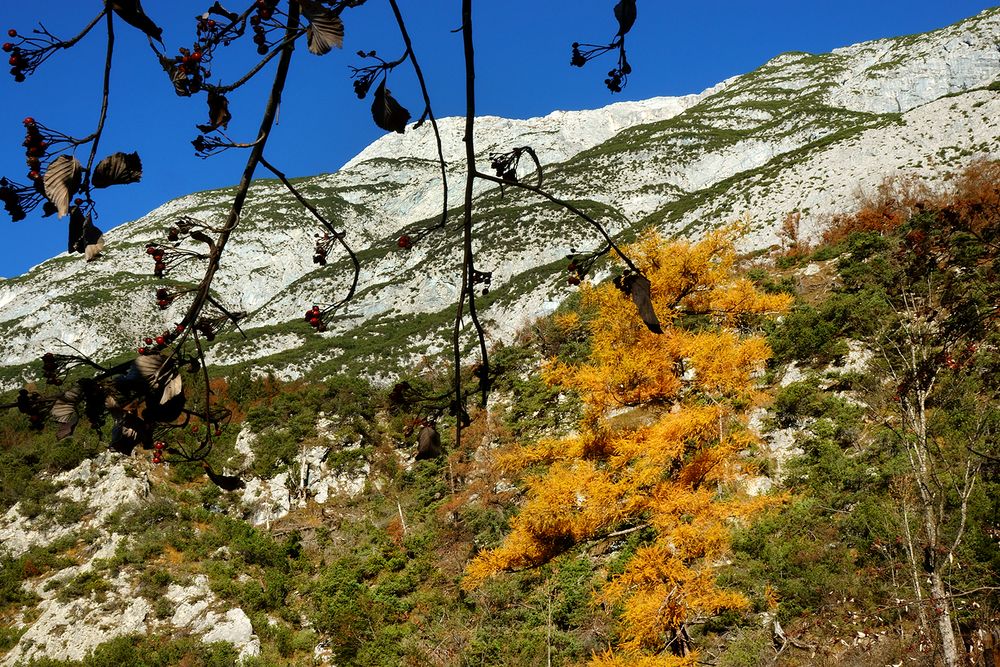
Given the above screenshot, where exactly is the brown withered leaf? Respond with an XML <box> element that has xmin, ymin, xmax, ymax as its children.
<box><xmin>110</xmin><ymin>411</ymin><xmax>146</xmax><ymax>455</ymax></box>
<box><xmin>92</xmin><ymin>152</ymin><xmax>142</xmax><ymax>188</ymax></box>
<box><xmin>614</xmin><ymin>0</ymin><xmax>637</xmax><ymax>37</ymax></box>
<box><xmin>300</xmin><ymin>0</ymin><xmax>344</xmax><ymax>55</ymax></box>
<box><xmin>371</xmin><ymin>80</ymin><xmax>410</xmax><ymax>134</ymax></box>
<box><xmin>196</xmin><ymin>90</ymin><xmax>232</xmax><ymax>133</ymax></box>
<box><xmin>416</xmin><ymin>424</ymin><xmax>443</xmax><ymax>460</ymax></box>
<box><xmin>43</xmin><ymin>155</ymin><xmax>83</xmax><ymax>219</ymax></box>
<box><xmin>160</xmin><ymin>373</ymin><xmax>183</xmax><ymax>405</ymax></box>
<box><xmin>616</xmin><ymin>272</ymin><xmax>662</xmax><ymax>334</ymax></box>
<box><xmin>111</xmin><ymin>0</ymin><xmax>163</xmax><ymax>42</ymax></box>
<box><xmin>51</xmin><ymin>387</ymin><xmax>82</xmax><ymax>440</ymax></box>
<box><xmin>68</xmin><ymin>207</ymin><xmax>104</xmax><ymax>261</ymax></box>
<box><xmin>133</xmin><ymin>353</ymin><xmax>168</xmax><ymax>388</ymax></box>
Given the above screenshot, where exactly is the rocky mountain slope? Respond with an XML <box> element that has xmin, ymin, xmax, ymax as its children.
<box><xmin>0</xmin><ymin>8</ymin><xmax>998</xmax><ymax>386</ymax></box>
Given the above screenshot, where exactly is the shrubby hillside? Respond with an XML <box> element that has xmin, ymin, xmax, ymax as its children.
<box><xmin>2</xmin><ymin>161</ymin><xmax>999</xmax><ymax>666</ymax></box>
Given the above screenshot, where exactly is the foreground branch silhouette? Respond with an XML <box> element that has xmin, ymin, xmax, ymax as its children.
<box><xmin>2</xmin><ymin>0</ymin><xmax>651</xmax><ymax>488</ymax></box>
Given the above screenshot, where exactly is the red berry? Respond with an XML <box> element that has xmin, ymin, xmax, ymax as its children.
<box><xmin>146</xmin><ymin>246</ymin><xmax>157</xmax><ymax>255</ymax></box>
<box><xmin>22</xmin><ymin>116</ymin><xmax>34</xmax><ymax>126</ymax></box>
<box><xmin>175</xmin><ymin>324</ymin><xmax>185</xmax><ymax>332</ymax></box>
<box><xmin>138</xmin><ymin>347</ymin><xmax>147</xmax><ymax>354</ymax></box>
<box><xmin>397</xmin><ymin>235</ymin><xmax>412</xmax><ymax>249</ymax></box>
<box><xmin>27</xmin><ymin>170</ymin><xmax>39</xmax><ymax>180</ymax></box>
<box><xmin>8</xmin><ymin>55</ymin><xmax>19</xmax><ymax>66</ymax></box>
<box><xmin>155</xmin><ymin>336</ymin><xmax>166</xmax><ymax>345</ymax></box>
<box><xmin>311</xmin><ymin>305</ymin><xmax>320</xmax><ymax>313</ymax></box>
<box><xmin>144</xmin><ymin>337</ymin><xmax>153</xmax><ymax>345</ymax></box>
<box><xmin>7</xmin><ymin>29</ymin><xmax>16</xmax><ymax>38</ymax></box>
<box><xmin>2</xmin><ymin>43</ymin><xmax>12</xmax><ymax>53</ymax></box>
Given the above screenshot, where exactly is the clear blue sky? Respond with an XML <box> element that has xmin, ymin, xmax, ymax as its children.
<box><xmin>0</xmin><ymin>1</ymin><xmax>996</xmax><ymax>277</ymax></box>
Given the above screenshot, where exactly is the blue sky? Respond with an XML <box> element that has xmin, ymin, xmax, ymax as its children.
<box><xmin>0</xmin><ymin>1</ymin><xmax>996</xmax><ymax>277</ymax></box>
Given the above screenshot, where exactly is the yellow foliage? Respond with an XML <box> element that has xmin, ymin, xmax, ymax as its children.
<box><xmin>464</xmin><ymin>228</ymin><xmax>790</xmax><ymax>660</ymax></box>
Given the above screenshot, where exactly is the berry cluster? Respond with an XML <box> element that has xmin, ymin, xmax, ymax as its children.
<box><xmin>397</xmin><ymin>234</ymin><xmax>412</xmax><ymax>250</ymax></box>
<box><xmin>569</xmin><ymin>41</ymin><xmax>632</xmax><ymax>93</ymax></box>
<box><xmin>155</xmin><ymin>287</ymin><xmax>175</xmax><ymax>310</ymax></box>
<box><xmin>195</xmin><ymin>15</ymin><xmax>220</xmax><ymax>41</ymax></box>
<box><xmin>169</xmin><ymin>46</ymin><xmax>206</xmax><ymax>95</ymax></box>
<box><xmin>195</xmin><ymin>315</ymin><xmax>224</xmax><ymax>342</ymax></box>
<box><xmin>304</xmin><ymin>305</ymin><xmax>326</xmax><ymax>331</ymax></box>
<box><xmin>3</xmin><ymin>27</ymin><xmax>67</xmax><ymax>82</ymax></box>
<box><xmin>21</xmin><ymin>117</ymin><xmax>47</xmax><ymax>182</ymax></box>
<box><xmin>604</xmin><ymin>62</ymin><xmax>631</xmax><ymax>94</ymax></box>
<box><xmin>471</xmin><ymin>269</ymin><xmax>492</xmax><ymax>296</ymax></box>
<box><xmin>251</xmin><ymin>0</ymin><xmax>281</xmax><ymax>55</ymax></box>
<box><xmin>16</xmin><ymin>388</ymin><xmax>45</xmax><ymax>430</ymax></box>
<box><xmin>191</xmin><ymin>133</ymin><xmax>231</xmax><ymax>158</ymax></box>
<box><xmin>137</xmin><ymin>324</ymin><xmax>184</xmax><ymax>355</ymax></box>
<box><xmin>564</xmin><ymin>251</ymin><xmax>597</xmax><ymax>286</ymax></box>
<box><xmin>490</xmin><ymin>151</ymin><xmax>519</xmax><ymax>183</ymax></box>
<box><xmin>5</xmin><ymin>29</ymin><xmax>27</xmax><ymax>82</ymax></box>
<box><xmin>313</xmin><ymin>232</ymin><xmax>334</xmax><ymax>265</ymax></box>
<box><xmin>566</xmin><ymin>260</ymin><xmax>583</xmax><ymax>286</ymax></box>
<box><xmin>350</xmin><ymin>51</ymin><xmax>382</xmax><ymax>99</ymax></box>
<box><xmin>0</xmin><ymin>176</ymin><xmax>42</xmax><ymax>222</ymax></box>
<box><xmin>41</xmin><ymin>352</ymin><xmax>63</xmax><ymax>385</ymax></box>
<box><xmin>152</xmin><ymin>441</ymin><xmax>166</xmax><ymax>464</ymax></box>
<box><xmin>145</xmin><ymin>243</ymin><xmax>167</xmax><ymax>277</ymax></box>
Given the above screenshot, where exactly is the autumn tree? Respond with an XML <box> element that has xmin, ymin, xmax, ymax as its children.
<box><xmin>464</xmin><ymin>228</ymin><xmax>792</xmax><ymax>665</ymax></box>
<box><xmin>861</xmin><ymin>161</ymin><xmax>1000</xmax><ymax>667</ymax></box>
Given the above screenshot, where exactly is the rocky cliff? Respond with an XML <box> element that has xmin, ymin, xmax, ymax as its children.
<box><xmin>0</xmin><ymin>8</ymin><xmax>997</xmax><ymax>387</ymax></box>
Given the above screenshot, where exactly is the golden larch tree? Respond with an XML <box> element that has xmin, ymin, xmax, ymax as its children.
<box><xmin>464</xmin><ymin>228</ymin><xmax>791</xmax><ymax>665</ymax></box>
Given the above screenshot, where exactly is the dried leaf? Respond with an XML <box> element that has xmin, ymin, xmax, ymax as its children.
<box><xmin>145</xmin><ymin>390</ymin><xmax>184</xmax><ymax>423</ymax></box>
<box><xmin>371</xmin><ymin>80</ymin><xmax>410</xmax><ymax>134</ymax></box>
<box><xmin>300</xmin><ymin>0</ymin><xmax>344</xmax><ymax>55</ymax></box>
<box><xmin>68</xmin><ymin>208</ymin><xmax>104</xmax><ymax>260</ymax></box>
<box><xmin>133</xmin><ymin>353</ymin><xmax>167</xmax><ymax>388</ymax></box>
<box><xmin>160</xmin><ymin>373</ymin><xmax>183</xmax><ymax>405</ymax></box>
<box><xmin>92</xmin><ymin>152</ymin><xmax>142</xmax><ymax>188</ymax></box>
<box><xmin>51</xmin><ymin>387</ymin><xmax>81</xmax><ymax>423</ymax></box>
<box><xmin>196</xmin><ymin>90</ymin><xmax>231</xmax><ymax>133</ymax></box>
<box><xmin>43</xmin><ymin>155</ymin><xmax>82</xmax><ymax>219</ymax></box>
<box><xmin>51</xmin><ymin>387</ymin><xmax>82</xmax><ymax>440</ymax></box>
<box><xmin>207</xmin><ymin>1</ymin><xmax>239</xmax><ymax>22</ymax></box>
<box><xmin>110</xmin><ymin>412</ymin><xmax>145</xmax><ymax>455</ymax></box>
<box><xmin>616</xmin><ymin>273</ymin><xmax>662</xmax><ymax>334</ymax></box>
<box><xmin>614</xmin><ymin>0</ymin><xmax>637</xmax><ymax>37</ymax></box>
<box><xmin>416</xmin><ymin>424</ymin><xmax>443</xmax><ymax>460</ymax></box>
<box><xmin>84</xmin><ymin>232</ymin><xmax>105</xmax><ymax>262</ymax></box>
<box><xmin>111</xmin><ymin>0</ymin><xmax>163</xmax><ymax>42</ymax></box>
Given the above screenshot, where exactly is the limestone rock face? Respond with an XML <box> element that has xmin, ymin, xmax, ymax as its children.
<box><xmin>1</xmin><ymin>10</ymin><xmax>998</xmax><ymax>383</ymax></box>
<box><xmin>0</xmin><ymin>452</ymin><xmax>148</xmax><ymax>559</ymax></box>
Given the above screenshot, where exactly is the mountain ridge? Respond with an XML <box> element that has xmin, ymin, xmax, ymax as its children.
<box><xmin>0</xmin><ymin>8</ymin><xmax>997</xmax><ymax>385</ymax></box>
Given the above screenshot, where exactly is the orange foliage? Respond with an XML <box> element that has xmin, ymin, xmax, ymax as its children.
<box><xmin>463</xmin><ymin>229</ymin><xmax>790</xmax><ymax>663</ymax></box>
<box><xmin>946</xmin><ymin>158</ymin><xmax>1000</xmax><ymax>234</ymax></box>
<box><xmin>822</xmin><ymin>174</ymin><xmax>932</xmax><ymax>245</ymax></box>
<box><xmin>821</xmin><ymin>160</ymin><xmax>1000</xmax><ymax>246</ymax></box>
